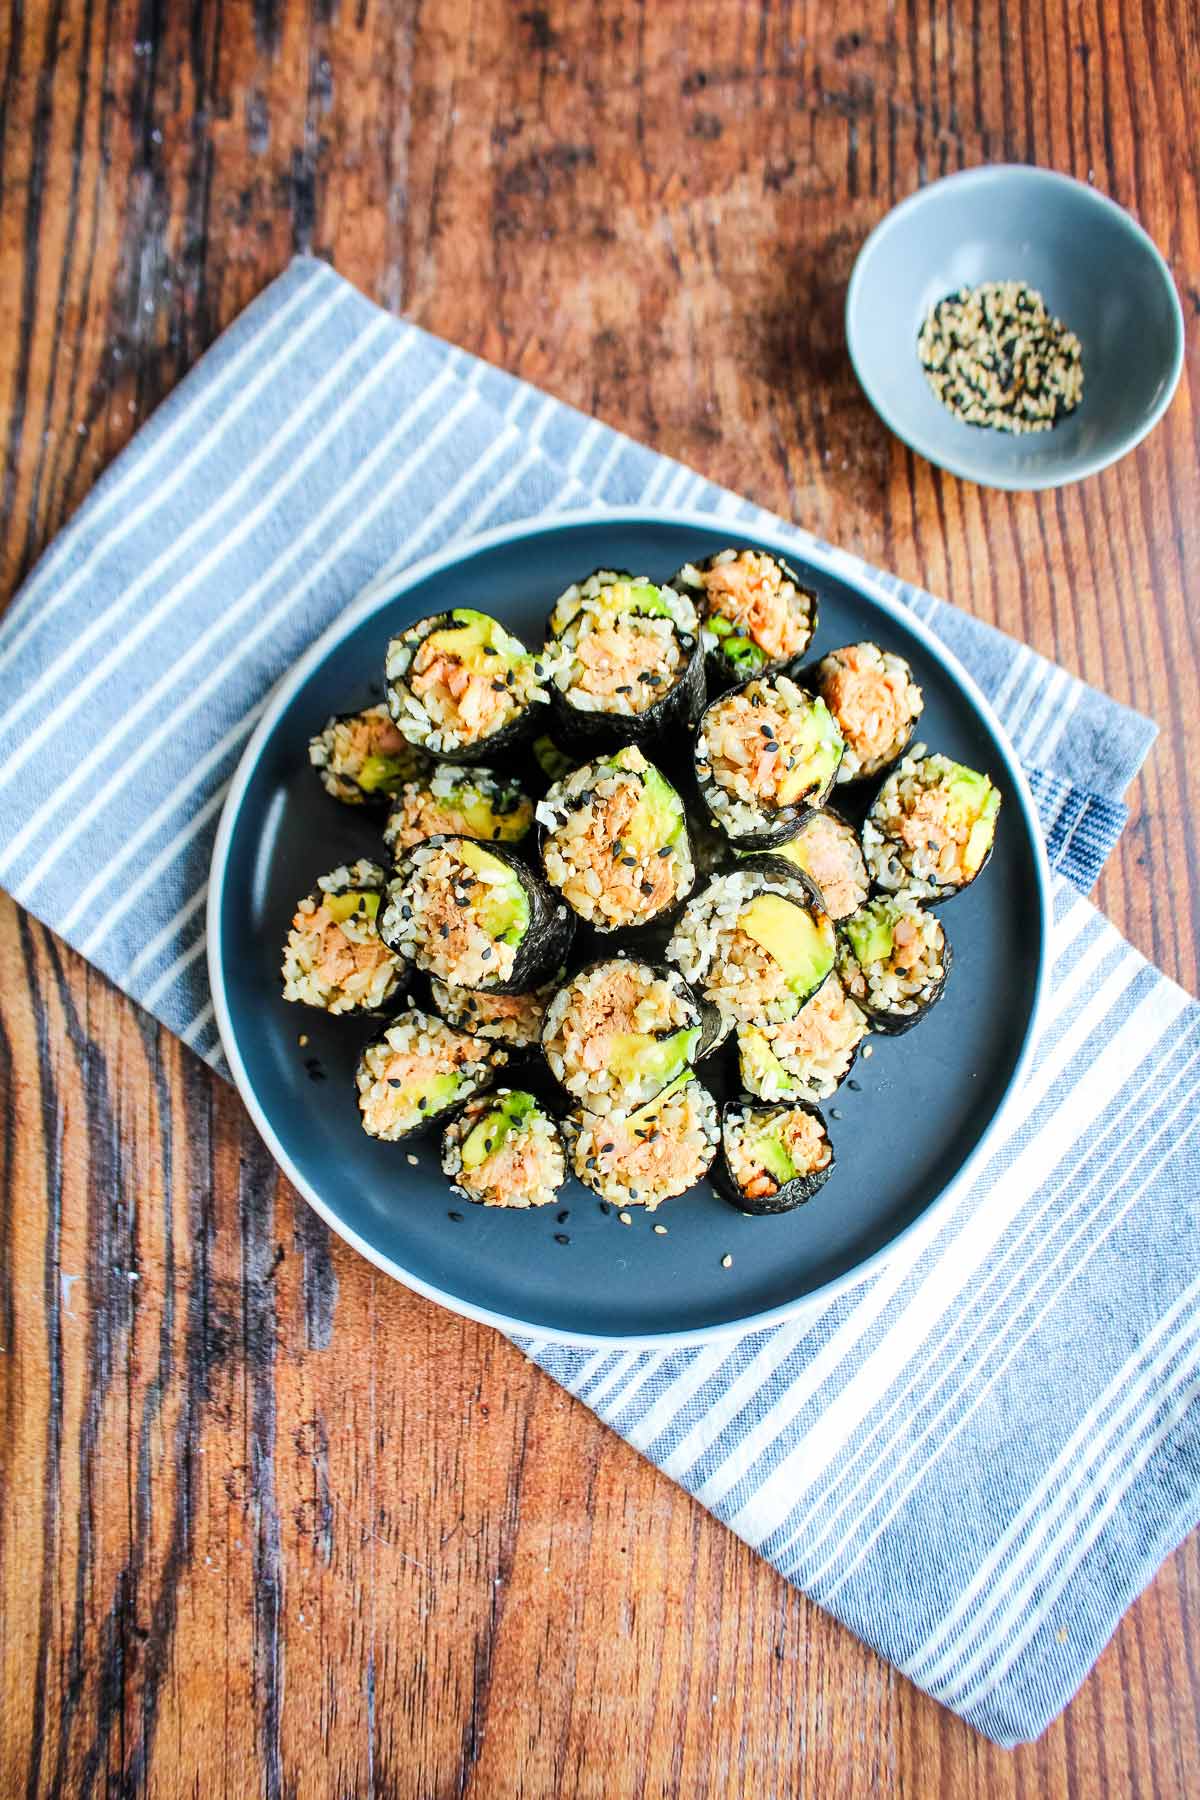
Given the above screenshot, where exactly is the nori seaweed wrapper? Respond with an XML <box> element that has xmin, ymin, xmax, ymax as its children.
<box><xmin>670</xmin><ymin>548</ymin><xmax>819</xmax><ymax>695</ymax></box>
<box><xmin>383</xmin><ymin>609</ymin><xmax>548</xmax><ymax>765</ymax></box>
<box><xmin>550</xmin><ymin>628</ymin><xmax>706</xmax><ymax>757</ymax></box>
<box><xmin>713</xmin><ymin>1099</ymin><xmax>835</xmax><ymax>1214</ymax></box>
<box><xmin>380</xmin><ymin>835</ymin><xmax>575</xmax><ymax>995</ymax></box>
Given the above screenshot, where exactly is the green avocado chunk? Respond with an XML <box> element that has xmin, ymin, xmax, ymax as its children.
<box><xmin>750</xmin><ymin>1127</ymin><xmax>796</xmax><ymax>1186</ymax></box>
<box><xmin>738</xmin><ymin>893</ymin><xmax>835</xmax><ymax>997</ymax></box>
<box><xmin>844</xmin><ymin>902</ymin><xmax>897</xmax><ymax>968</ymax></box>
<box><xmin>737</xmin><ymin>1026</ymin><xmax>794</xmax><ymax>1098</ymax></box>
<box><xmin>455</xmin><ymin>841</ymin><xmax>531</xmax><ymax>945</ymax></box>
<box><xmin>939</xmin><ymin>763</ymin><xmax>1001</xmax><ymax>875</ymax></box>
<box><xmin>324</xmin><ymin>890</ymin><xmax>381</xmax><ymax>924</ymax></box>
<box><xmin>413</xmin><ymin>1071</ymin><xmax>463</xmax><ymax>1119</ymax></box>
<box><xmin>461</xmin><ymin>1091</ymin><xmax>537</xmax><ymax>1171</ymax></box>
<box><xmin>605</xmin><ymin>753</ymin><xmax>684</xmax><ymax>856</ymax></box>
<box><xmin>422</xmin><ymin>609</ymin><xmax>525</xmax><ymax>673</ymax></box>
<box><xmin>609</xmin><ymin>1026</ymin><xmax>699</xmax><ymax>1094</ymax></box>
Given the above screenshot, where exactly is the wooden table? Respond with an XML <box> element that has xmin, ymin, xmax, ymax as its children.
<box><xmin>2</xmin><ymin>2</ymin><xmax>1197</xmax><ymax>1794</ymax></box>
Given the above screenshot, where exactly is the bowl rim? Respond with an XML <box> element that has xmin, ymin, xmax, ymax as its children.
<box><xmin>207</xmin><ymin>504</ymin><xmax>1052</xmax><ymax>1348</ymax></box>
<box><xmin>845</xmin><ymin>162</ymin><xmax>1186</xmax><ymax>492</ymax></box>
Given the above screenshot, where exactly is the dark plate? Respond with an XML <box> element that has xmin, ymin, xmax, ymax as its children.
<box><xmin>208</xmin><ymin>510</ymin><xmax>1050</xmax><ymax>1345</ymax></box>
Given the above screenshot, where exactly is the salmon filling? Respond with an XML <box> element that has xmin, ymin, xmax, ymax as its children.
<box><xmin>769</xmin><ymin>812</ymin><xmax>870</xmax><ymax>921</ymax></box>
<box><xmin>813</xmin><ymin>643</ymin><xmax>923</xmax><ymax>783</ymax></box>
<box><xmin>309</xmin><ymin>704</ymin><xmax>427</xmax><ymax>804</ymax></box>
<box><xmin>685</xmin><ymin>549</ymin><xmax>816</xmax><ymax>670</ymax></box>
<box><xmin>569</xmin><ymin>1076</ymin><xmax>719</xmax><ymax>1210</ymax></box>
<box><xmin>725</xmin><ymin>1105</ymin><xmax>832</xmax><ymax>1200</ymax></box>
<box><xmin>555</xmin><ymin>616</ymin><xmax>681</xmax><ymax>714</ymax></box>
<box><xmin>281</xmin><ymin>860</ymin><xmax>404</xmax><ymax>1014</ymax></box>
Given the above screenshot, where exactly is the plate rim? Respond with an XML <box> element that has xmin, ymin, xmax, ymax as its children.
<box><xmin>207</xmin><ymin>504</ymin><xmax>1052</xmax><ymax>1348</ymax></box>
<box><xmin>844</xmin><ymin>163</ymin><xmax>1186</xmax><ymax>492</ymax></box>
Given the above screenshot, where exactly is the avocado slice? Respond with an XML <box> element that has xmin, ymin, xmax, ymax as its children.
<box><xmin>356</xmin><ymin>753</ymin><xmax>410</xmax><ymax>794</ymax></box>
<box><xmin>455</xmin><ymin>841</ymin><xmax>531</xmax><ymax>945</ymax></box>
<box><xmin>750</xmin><ymin>1127</ymin><xmax>796</xmax><ymax>1186</ymax></box>
<box><xmin>422</xmin><ymin>609</ymin><xmax>526</xmax><ymax>673</ymax></box>
<box><xmin>738</xmin><ymin>893</ymin><xmax>834</xmax><ymax>997</ymax></box>
<box><xmin>325</xmin><ymin>890</ymin><xmax>381</xmax><ymax>925</ymax></box>
<box><xmin>461</xmin><ymin>1091</ymin><xmax>537</xmax><ymax>1171</ymax></box>
<box><xmin>609</xmin><ymin>1026</ymin><xmax>699</xmax><ymax>1095</ymax></box>
<box><xmin>775</xmin><ymin>698</ymin><xmax>844</xmax><ymax>807</ymax></box>
<box><xmin>411</xmin><ymin>1071</ymin><xmax>463</xmax><ymax>1119</ymax></box>
<box><xmin>738</xmin><ymin>1026</ymin><xmax>794</xmax><ymax>1098</ymax></box>
<box><xmin>453</xmin><ymin>782</ymin><xmax>530</xmax><ymax>843</ymax></box>
<box><xmin>844</xmin><ymin>903</ymin><xmax>896</xmax><ymax>969</ymax></box>
<box><xmin>607</xmin><ymin>754</ymin><xmax>684</xmax><ymax>856</ymax></box>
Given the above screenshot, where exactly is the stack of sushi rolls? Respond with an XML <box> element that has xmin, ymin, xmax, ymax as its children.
<box><xmin>282</xmin><ymin>547</ymin><xmax>1004</xmax><ymax>1223</ymax></box>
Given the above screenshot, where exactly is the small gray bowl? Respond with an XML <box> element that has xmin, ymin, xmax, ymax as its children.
<box><xmin>845</xmin><ymin>164</ymin><xmax>1184</xmax><ymax>491</ymax></box>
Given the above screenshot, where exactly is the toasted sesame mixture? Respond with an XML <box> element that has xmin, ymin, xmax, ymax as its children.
<box><xmin>667</xmin><ymin>870</ymin><xmax>833</xmax><ymax>1026</ymax></box>
<box><xmin>838</xmin><ymin>898</ymin><xmax>946</xmax><ymax>1018</ymax></box>
<box><xmin>309</xmin><ymin>705</ymin><xmax>427</xmax><ymax>804</ymax></box>
<box><xmin>568</xmin><ymin>1077</ymin><xmax>719</xmax><ymax>1210</ymax></box>
<box><xmin>725</xmin><ymin>1104</ymin><xmax>831</xmax><ymax>1200</ymax></box>
<box><xmin>864</xmin><ymin>746</ymin><xmax>1001</xmax><ymax>899</ymax></box>
<box><xmin>384</xmin><ymin>764</ymin><xmax>534</xmax><ymax>857</ymax></box>
<box><xmin>813</xmin><ymin>642</ymin><xmax>923</xmax><ymax>783</ymax></box>
<box><xmin>682</xmin><ymin>549</ymin><xmax>816</xmax><ymax>669</ymax></box>
<box><xmin>542</xmin><ymin>960</ymin><xmax>698</xmax><ymax>1111</ymax></box>
<box><xmin>696</xmin><ymin>676</ymin><xmax>843</xmax><ymax>836</ymax></box>
<box><xmin>537</xmin><ymin>748</ymin><xmax>694</xmax><ymax>927</ymax></box>
<box><xmin>429</xmin><ymin>976</ymin><xmax>557</xmax><ymax>1048</ymax></box>
<box><xmin>771</xmin><ymin>812</ymin><xmax>870</xmax><ymax>921</ymax></box>
<box><xmin>442</xmin><ymin>1092</ymin><xmax>565</xmax><ymax>1208</ymax></box>
<box><xmin>385</xmin><ymin>612</ymin><xmax>547</xmax><ymax>754</ymax></box>
<box><xmin>754</xmin><ymin>975</ymin><xmax>870</xmax><ymax>1098</ymax></box>
<box><xmin>382</xmin><ymin>841</ymin><xmax>523</xmax><ymax>987</ymax></box>
<box><xmin>917</xmin><ymin>281</ymin><xmax>1083</xmax><ymax>434</ymax></box>
<box><xmin>356</xmin><ymin>1011</ymin><xmax>502</xmax><ymax>1140</ymax></box>
<box><xmin>281</xmin><ymin>860</ymin><xmax>404</xmax><ymax>1014</ymax></box>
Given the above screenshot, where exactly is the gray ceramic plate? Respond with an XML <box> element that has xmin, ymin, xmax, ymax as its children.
<box><xmin>846</xmin><ymin>165</ymin><xmax>1185</xmax><ymax>491</ymax></box>
<box><xmin>209</xmin><ymin>509</ymin><xmax>1050</xmax><ymax>1346</ymax></box>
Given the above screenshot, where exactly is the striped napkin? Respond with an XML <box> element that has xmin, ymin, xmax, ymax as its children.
<box><xmin>1</xmin><ymin>255</ymin><xmax>1196</xmax><ymax>1746</ymax></box>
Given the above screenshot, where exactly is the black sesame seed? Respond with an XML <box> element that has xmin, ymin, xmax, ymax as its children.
<box><xmin>621</xmin><ymin>855</ymin><xmax>636</xmax><ymax>867</ymax></box>
<box><xmin>388</xmin><ymin>1078</ymin><xmax>403</xmax><ymax>1089</ymax></box>
<box><xmin>418</xmin><ymin>1096</ymin><xmax>427</xmax><ymax>1109</ymax></box>
<box><xmin>761</xmin><ymin>742</ymin><xmax>778</xmax><ymax>754</ymax></box>
<box><xmin>448</xmin><ymin>1210</ymin><xmax>464</xmax><ymax>1221</ymax></box>
<box><xmin>641</xmin><ymin>880</ymin><xmax>654</xmax><ymax>895</ymax></box>
<box><xmin>557</xmin><ymin>1209</ymin><xmax>570</xmax><ymax>1223</ymax></box>
<box><xmin>761</xmin><ymin>724</ymin><xmax>775</xmax><ymax>739</ymax></box>
<box><xmin>483</xmin><ymin>644</ymin><xmax>498</xmax><ymax>655</ymax></box>
<box><xmin>657</xmin><ymin>845</ymin><xmax>672</xmax><ymax>857</ymax></box>
<box><xmin>616</xmin><ymin>684</ymin><xmax>633</xmax><ymax>695</ymax></box>
<box><xmin>481</xmin><ymin>947</ymin><xmax>492</xmax><ymax>961</ymax></box>
<box><xmin>628</xmin><ymin>1188</ymin><xmax>638</xmax><ymax>1200</ymax></box>
<box><xmin>601</xmin><ymin>1142</ymin><xmax>615</xmax><ymax>1154</ymax></box>
<box><xmin>554</xmin><ymin>1233</ymin><xmax>570</xmax><ymax>1245</ymax></box>
<box><xmin>612</xmin><ymin>841</ymin><xmax>623</xmax><ymax>857</ymax></box>
<box><xmin>847</xmin><ymin>1078</ymin><xmax>862</xmax><ymax>1091</ymax></box>
<box><xmin>534</xmin><ymin>662</ymin><xmax>545</xmax><ymax>677</ymax></box>
<box><xmin>401</xmin><ymin>904</ymin><xmax>413</xmax><ymax>919</ymax></box>
<box><xmin>598</xmin><ymin>1202</ymin><xmax>610</xmax><ymax>1214</ymax></box>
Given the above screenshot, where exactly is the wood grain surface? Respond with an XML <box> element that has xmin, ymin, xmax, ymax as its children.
<box><xmin>2</xmin><ymin>1</ymin><xmax>1198</xmax><ymax>1795</ymax></box>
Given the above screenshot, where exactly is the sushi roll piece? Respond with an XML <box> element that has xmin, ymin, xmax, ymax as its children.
<box><xmin>693</xmin><ymin>673</ymin><xmax>844</xmax><ymax>849</ymax></box>
<box><xmin>381</xmin><ymin>836</ymin><xmax>573</xmax><ymax>993</ymax></box>
<box><xmin>541</xmin><ymin>958</ymin><xmax>719</xmax><ymax>1116</ymax></box>
<box><xmin>384</xmin><ymin>608</ymin><xmax>548</xmax><ymax>762</ymax></box>
<box><xmin>356</xmin><ymin>1008</ymin><xmax>507</xmax><ymax>1141</ymax></box>
<box><xmin>543</xmin><ymin>573</ymin><xmax>705</xmax><ymax>752</ymax></box>
<box><xmin>863</xmin><ymin>746</ymin><xmax>1001</xmax><ymax>901</ymax></box>
<box><xmin>308</xmin><ymin>703</ymin><xmax>429</xmax><ymax>806</ymax></box>
<box><xmin>745</xmin><ymin>808</ymin><xmax>869</xmax><ymax>922</ymax></box>
<box><xmin>536</xmin><ymin>745</ymin><xmax>695</xmax><ymax>932</ymax></box>
<box><xmin>441</xmin><ymin>1090</ymin><xmax>567</xmax><ymax>1209</ymax></box>
<box><xmin>714</xmin><ymin>1100</ymin><xmax>834</xmax><ymax>1214</ymax></box>
<box><xmin>837</xmin><ymin>896</ymin><xmax>951</xmax><ymax>1035</ymax></box>
<box><xmin>671</xmin><ymin>547</ymin><xmax>818</xmax><ymax>687</ymax></box>
<box><xmin>736</xmin><ymin>975</ymin><xmax>869</xmax><ymax>1102</ymax></box>
<box><xmin>383</xmin><ymin>763</ymin><xmax>534</xmax><ymax>859</ymax></box>
<box><xmin>566</xmin><ymin>1073</ymin><xmax>720</xmax><ymax>1211</ymax></box>
<box><xmin>667</xmin><ymin>868</ymin><xmax>836</xmax><ymax>1028</ymax></box>
<box><xmin>810</xmin><ymin>642</ymin><xmax>923</xmax><ymax>785</ymax></box>
<box><xmin>281</xmin><ymin>859</ymin><xmax>406</xmax><ymax>1016</ymax></box>
<box><xmin>545</xmin><ymin>568</ymin><xmax>642</xmax><ymax>638</ymax></box>
<box><xmin>428</xmin><ymin>971</ymin><xmax>562</xmax><ymax>1051</ymax></box>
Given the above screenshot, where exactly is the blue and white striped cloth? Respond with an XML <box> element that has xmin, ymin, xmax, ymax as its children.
<box><xmin>1</xmin><ymin>256</ymin><xmax>1196</xmax><ymax>1746</ymax></box>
